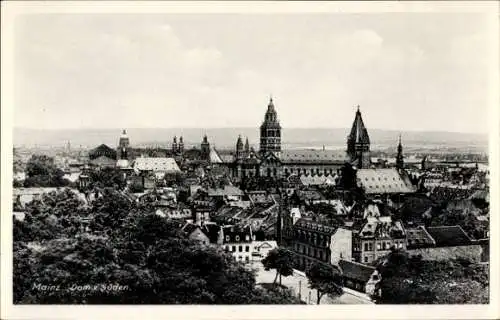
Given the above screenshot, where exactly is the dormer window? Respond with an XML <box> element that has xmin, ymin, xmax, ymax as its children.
<box><xmin>245</xmin><ymin>235</ymin><xmax>250</xmax><ymax>241</ymax></box>
<box><xmin>235</xmin><ymin>235</ymin><xmax>240</xmax><ymax>241</ymax></box>
<box><xmin>225</xmin><ymin>235</ymin><xmax>230</xmax><ymax>242</ymax></box>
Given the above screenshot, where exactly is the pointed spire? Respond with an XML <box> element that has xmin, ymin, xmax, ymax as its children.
<box><xmin>245</xmin><ymin>137</ymin><xmax>250</xmax><ymax>152</ymax></box>
<box><xmin>348</xmin><ymin>105</ymin><xmax>370</xmax><ymax>145</ymax></box>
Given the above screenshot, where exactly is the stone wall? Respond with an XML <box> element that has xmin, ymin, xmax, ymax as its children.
<box><xmin>408</xmin><ymin>244</ymin><xmax>484</xmax><ymax>262</ymax></box>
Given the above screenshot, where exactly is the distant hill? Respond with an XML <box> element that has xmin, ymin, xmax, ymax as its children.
<box><xmin>13</xmin><ymin>127</ymin><xmax>488</xmax><ymax>153</ymax></box>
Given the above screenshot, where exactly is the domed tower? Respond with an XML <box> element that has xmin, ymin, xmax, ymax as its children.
<box><xmin>118</xmin><ymin>129</ymin><xmax>130</xmax><ymax>160</ymax></box>
<box><xmin>347</xmin><ymin>106</ymin><xmax>371</xmax><ymax>168</ymax></box>
<box><xmin>259</xmin><ymin>97</ymin><xmax>282</xmax><ymax>156</ymax></box>
<box><xmin>396</xmin><ymin>134</ymin><xmax>404</xmax><ymax>170</ymax></box>
<box><xmin>236</xmin><ymin>135</ymin><xmax>244</xmax><ymax>160</ymax></box>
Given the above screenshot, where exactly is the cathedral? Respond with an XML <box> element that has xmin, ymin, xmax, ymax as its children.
<box><xmin>209</xmin><ymin>98</ymin><xmax>380</xmax><ymax>181</ymax></box>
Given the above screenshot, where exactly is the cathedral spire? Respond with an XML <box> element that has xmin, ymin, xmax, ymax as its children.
<box><xmin>245</xmin><ymin>137</ymin><xmax>250</xmax><ymax>153</ymax></box>
<box><xmin>347</xmin><ymin>106</ymin><xmax>371</xmax><ymax>168</ymax></box>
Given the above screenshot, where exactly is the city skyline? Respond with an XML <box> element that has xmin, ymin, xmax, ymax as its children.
<box><xmin>13</xmin><ymin>13</ymin><xmax>493</xmax><ymax>133</ymax></box>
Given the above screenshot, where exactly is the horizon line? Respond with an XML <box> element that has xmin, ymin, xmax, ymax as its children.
<box><xmin>13</xmin><ymin>126</ymin><xmax>489</xmax><ymax>136</ymax></box>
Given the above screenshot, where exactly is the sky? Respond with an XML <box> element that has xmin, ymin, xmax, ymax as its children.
<box><xmin>13</xmin><ymin>12</ymin><xmax>493</xmax><ymax>133</ymax></box>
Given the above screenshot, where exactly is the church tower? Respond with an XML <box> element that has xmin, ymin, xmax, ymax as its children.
<box><xmin>118</xmin><ymin>129</ymin><xmax>130</xmax><ymax>160</ymax></box>
<box><xmin>236</xmin><ymin>135</ymin><xmax>244</xmax><ymax>160</ymax></box>
<box><xmin>179</xmin><ymin>136</ymin><xmax>184</xmax><ymax>154</ymax></box>
<box><xmin>396</xmin><ymin>134</ymin><xmax>404</xmax><ymax>170</ymax></box>
<box><xmin>259</xmin><ymin>97</ymin><xmax>282</xmax><ymax>156</ymax></box>
<box><xmin>172</xmin><ymin>136</ymin><xmax>178</xmax><ymax>154</ymax></box>
<box><xmin>244</xmin><ymin>137</ymin><xmax>250</xmax><ymax>156</ymax></box>
<box><xmin>201</xmin><ymin>135</ymin><xmax>210</xmax><ymax>160</ymax></box>
<box><xmin>347</xmin><ymin>106</ymin><xmax>371</xmax><ymax>168</ymax></box>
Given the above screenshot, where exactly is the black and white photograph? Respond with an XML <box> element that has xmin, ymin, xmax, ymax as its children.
<box><xmin>1</xmin><ymin>1</ymin><xmax>498</xmax><ymax>319</ymax></box>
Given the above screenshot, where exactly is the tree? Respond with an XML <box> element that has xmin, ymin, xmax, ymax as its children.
<box><xmin>13</xmin><ymin>189</ymin><xmax>303</xmax><ymax>304</ymax></box>
<box><xmin>87</xmin><ymin>167</ymin><xmax>126</xmax><ymax>190</ymax></box>
<box><xmin>24</xmin><ymin>154</ymin><xmax>69</xmax><ymax>187</ymax></box>
<box><xmin>262</xmin><ymin>248</ymin><xmax>294</xmax><ymax>286</ymax></box>
<box><xmin>376</xmin><ymin>249</ymin><xmax>489</xmax><ymax>304</ymax></box>
<box><xmin>306</xmin><ymin>262</ymin><xmax>343</xmax><ymax>304</ymax></box>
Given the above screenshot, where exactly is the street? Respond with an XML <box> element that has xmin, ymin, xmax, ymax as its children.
<box><xmin>250</xmin><ymin>262</ymin><xmax>374</xmax><ymax>305</ymax></box>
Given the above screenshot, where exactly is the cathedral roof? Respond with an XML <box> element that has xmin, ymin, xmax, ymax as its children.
<box><xmin>348</xmin><ymin>106</ymin><xmax>370</xmax><ymax>145</ymax></box>
<box><xmin>356</xmin><ymin>168</ymin><xmax>416</xmax><ymax>194</ymax></box>
<box><xmin>280</xmin><ymin>149</ymin><xmax>349</xmax><ymax>164</ymax></box>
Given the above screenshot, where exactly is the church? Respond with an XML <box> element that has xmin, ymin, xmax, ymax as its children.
<box><xmin>210</xmin><ymin>98</ymin><xmax>379</xmax><ymax>181</ymax></box>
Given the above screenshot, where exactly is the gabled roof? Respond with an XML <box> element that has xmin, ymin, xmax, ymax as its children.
<box><xmin>339</xmin><ymin>260</ymin><xmax>376</xmax><ymax>283</ymax></box>
<box><xmin>90</xmin><ymin>155</ymin><xmax>116</xmax><ymax>167</ymax></box>
<box><xmin>425</xmin><ymin>226</ymin><xmax>472</xmax><ymax>247</ymax></box>
<box><xmin>89</xmin><ymin>144</ymin><xmax>117</xmax><ymax>160</ymax></box>
<box><xmin>209</xmin><ymin>147</ymin><xmax>224</xmax><ymax>164</ymax></box>
<box><xmin>348</xmin><ymin>108</ymin><xmax>370</xmax><ymax>145</ymax></box>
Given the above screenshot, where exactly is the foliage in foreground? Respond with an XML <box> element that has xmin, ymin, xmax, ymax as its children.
<box><xmin>13</xmin><ymin>189</ymin><xmax>301</xmax><ymax>304</ymax></box>
<box><xmin>376</xmin><ymin>250</ymin><xmax>489</xmax><ymax>304</ymax></box>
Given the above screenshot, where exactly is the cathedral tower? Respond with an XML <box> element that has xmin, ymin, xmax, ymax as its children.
<box><xmin>347</xmin><ymin>106</ymin><xmax>370</xmax><ymax>168</ymax></box>
<box><xmin>259</xmin><ymin>97</ymin><xmax>282</xmax><ymax>156</ymax></box>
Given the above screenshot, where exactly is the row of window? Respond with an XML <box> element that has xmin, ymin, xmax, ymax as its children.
<box><xmin>225</xmin><ymin>235</ymin><xmax>252</xmax><ymax>242</ymax></box>
<box><xmin>363</xmin><ymin>240</ymin><xmax>405</xmax><ymax>252</ymax></box>
<box><xmin>294</xmin><ymin>231</ymin><xmax>329</xmax><ymax>247</ymax></box>
<box><xmin>236</xmin><ymin>256</ymin><xmax>251</xmax><ymax>263</ymax></box>
<box><xmin>225</xmin><ymin>245</ymin><xmax>251</xmax><ymax>253</ymax></box>
<box><xmin>284</xmin><ymin>168</ymin><xmax>336</xmax><ymax>175</ymax></box>
<box><xmin>294</xmin><ymin>243</ymin><xmax>328</xmax><ymax>261</ymax></box>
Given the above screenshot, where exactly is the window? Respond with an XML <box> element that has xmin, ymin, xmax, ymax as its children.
<box><xmin>235</xmin><ymin>235</ymin><xmax>240</xmax><ymax>241</ymax></box>
<box><xmin>376</xmin><ymin>243</ymin><xmax>381</xmax><ymax>250</ymax></box>
<box><xmin>225</xmin><ymin>236</ymin><xmax>230</xmax><ymax>241</ymax></box>
<box><xmin>245</xmin><ymin>235</ymin><xmax>250</xmax><ymax>241</ymax></box>
<box><xmin>364</xmin><ymin>256</ymin><xmax>369</xmax><ymax>263</ymax></box>
<box><xmin>245</xmin><ymin>246</ymin><xmax>249</xmax><ymax>252</ymax></box>
<box><xmin>364</xmin><ymin>243</ymin><xmax>369</xmax><ymax>251</ymax></box>
<box><xmin>239</xmin><ymin>245</ymin><xmax>243</xmax><ymax>252</ymax></box>
<box><xmin>245</xmin><ymin>256</ymin><xmax>249</xmax><ymax>263</ymax></box>
<box><xmin>232</xmin><ymin>246</ymin><xmax>236</xmax><ymax>252</ymax></box>
<box><xmin>368</xmin><ymin>243</ymin><xmax>373</xmax><ymax>251</ymax></box>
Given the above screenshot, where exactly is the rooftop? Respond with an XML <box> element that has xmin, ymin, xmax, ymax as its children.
<box><xmin>425</xmin><ymin>226</ymin><xmax>472</xmax><ymax>247</ymax></box>
<box><xmin>339</xmin><ymin>260</ymin><xmax>376</xmax><ymax>283</ymax></box>
<box><xmin>134</xmin><ymin>157</ymin><xmax>180</xmax><ymax>172</ymax></box>
<box><xmin>356</xmin><ymin>168</ymin><xmax>416</xmax><ymax>194</ymax></box>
